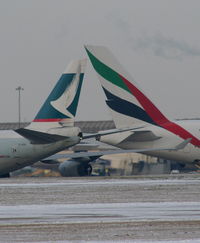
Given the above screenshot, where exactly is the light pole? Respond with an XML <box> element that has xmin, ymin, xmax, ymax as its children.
<box><xmin>16</xmin><ymin>86</ymin><xmax>24</xmax><ymax>128</ymax></box>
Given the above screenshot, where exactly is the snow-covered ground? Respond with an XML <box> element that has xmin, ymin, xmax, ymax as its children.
<box><xmin>0</xmin><ymin>201</ymin><xmax>200</xmax><ymax>225</ymax></box>
<box><xmin>0</xmin><ymin>175</ymin><xmax>200</xmax><ymax>242</ymax></box>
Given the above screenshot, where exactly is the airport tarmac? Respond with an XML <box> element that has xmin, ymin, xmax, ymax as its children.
<box><xmin>0</xmin><ymin>175</ymin><xmax>200</xmax><ymax>242</ymax></box>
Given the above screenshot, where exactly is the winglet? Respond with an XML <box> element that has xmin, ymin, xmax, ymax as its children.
<box><xmin>173</xmin><ymin>138</ymin><xmax>192</xmax><ymax>151</ymax></box>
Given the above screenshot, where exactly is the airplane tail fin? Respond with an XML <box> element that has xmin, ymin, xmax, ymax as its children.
<box><xmin>85</xmin><ymin>46</ymin><xmax>200</xmax><ymax>148</ymax></box>
<box><xmin>28</xmin><ymin>59</ymin><xmax>87</xmax><ymax>131</ymax></box>
<box><xmin>85</xmin><ymin>45</ymin><xmax>170</xmax><ymax>128</ymax></box>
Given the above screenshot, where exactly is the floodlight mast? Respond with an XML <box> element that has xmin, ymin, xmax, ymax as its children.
<box><xmin>16</xmin><ymin>86</ymin><xmax>24</xmax><ymax>128</ymax></box>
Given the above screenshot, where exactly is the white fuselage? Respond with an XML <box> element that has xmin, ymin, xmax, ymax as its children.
<box><xmin>99</xmin><ymin>120</ymin><xmax>200</xmax><ymax>163</ymax></box>
<box><xmin>0</xmin><ymin>130</ymin><xmax>80</xmax><ymax>175</ymax></box>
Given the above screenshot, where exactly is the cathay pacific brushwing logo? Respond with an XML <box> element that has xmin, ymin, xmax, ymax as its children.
<box><xmin>50</xmin><ymin>65</ymin><xmax>81</xmax><ymax>118</ymax></box>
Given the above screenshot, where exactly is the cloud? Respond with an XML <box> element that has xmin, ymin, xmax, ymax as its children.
<box><xmin>135</xmin><ymin>33</ymin><xmax>200</xmax><ymax>60</ymax></box>
<box><xmin>107</xmin><ymin>13</ymin><xmax>200</xmax><ymax>61</ymax></box>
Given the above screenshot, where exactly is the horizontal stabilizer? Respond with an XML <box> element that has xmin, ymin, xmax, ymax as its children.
<box><xmin>82</xmin><ymin>126</ymin><xmax>145</xmax><ymax>139</ymax></box>
<box><xmin>15</xmin><ymin>128</ymin><xmax>69</xmax><ymax>144</ymax></box>
<box><xmin>120</xmin><ymin>130</ymin><xmax>161</xmax><ymax>143</ymax></box>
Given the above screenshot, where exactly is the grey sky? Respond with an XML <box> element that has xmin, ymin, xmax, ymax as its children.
<box><xmin>0</xmin><ymin>0</ymin><xmax>200</xmax><ymax>122</ymax></box>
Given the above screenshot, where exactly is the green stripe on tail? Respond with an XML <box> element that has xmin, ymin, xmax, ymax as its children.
<box><xmin>85</xmin><ymin>47</ymin><xmax>131</xmax><ymax>94</ymax></box>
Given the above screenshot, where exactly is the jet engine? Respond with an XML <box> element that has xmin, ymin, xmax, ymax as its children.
<box><xmin>58</xmin><ymin>160</ymin><xmax>92</xmax><ymax>177</ymax></box>
<box><xmin>41</xmin><ymin>152</ymin><xmax>101</xmax><ymax>177</ymax></box>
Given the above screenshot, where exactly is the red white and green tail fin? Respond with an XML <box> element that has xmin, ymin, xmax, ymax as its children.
<box><xmin>85</xmin><ymin>45</ymin><xmax>200</xmax><ymax>147</ymax></box>
<box><xmin>85</xmin><ymin>45</ymin><xmax>170</xmax><ymax>128</ymax></box>
<box><xmin>27</xmin><ymin>59</ymin><xmax>87</xmax><ymax>131</ymax></box>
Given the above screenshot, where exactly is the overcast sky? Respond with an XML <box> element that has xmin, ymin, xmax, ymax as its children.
<box><xmin>0</xmin><ymin>0</ymin><xmax>200</xmax><ymax>122</ymax></box>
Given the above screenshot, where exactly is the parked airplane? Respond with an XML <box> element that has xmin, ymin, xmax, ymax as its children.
<box><xmin>43</xmin><ymin>139</ymin><xmax>189</xmax><ymax>176</ymax></box>
<box><xmin>85</xmin><ymin>45</ymin><xmax>200</xmax><ymax>165</ymax></box>
<box><xmin>0</xmin><ymin>59</ymin><xmax>86</xmax><ymax>177</ymax></box>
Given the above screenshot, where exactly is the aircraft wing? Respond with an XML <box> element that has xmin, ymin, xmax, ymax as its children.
<box><xmin>42</xmin><ymin>138</ymin><xmax>191</xmax><ymax>163</ymax></box>
<box><xmin>15</xmin><ymin>128</ymin><xmax>70</xmax><ymax>144</ymax></box>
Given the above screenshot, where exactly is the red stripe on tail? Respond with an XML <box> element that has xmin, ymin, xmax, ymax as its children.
<box><xmin>33</xmin><ymin>118</ymin><xmax>63</xmax><ymax>122</ymax></box>
<box><xmin>119</xmin><ymin>74</ymin><xmax>200</xmax><ymax>147</ymax></box>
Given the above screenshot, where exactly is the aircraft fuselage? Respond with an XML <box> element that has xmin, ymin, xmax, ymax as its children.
<box><xmin>0</xmin><ymin>130</ymin><xmax>80</xmax><ymax>175</ymax></box>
